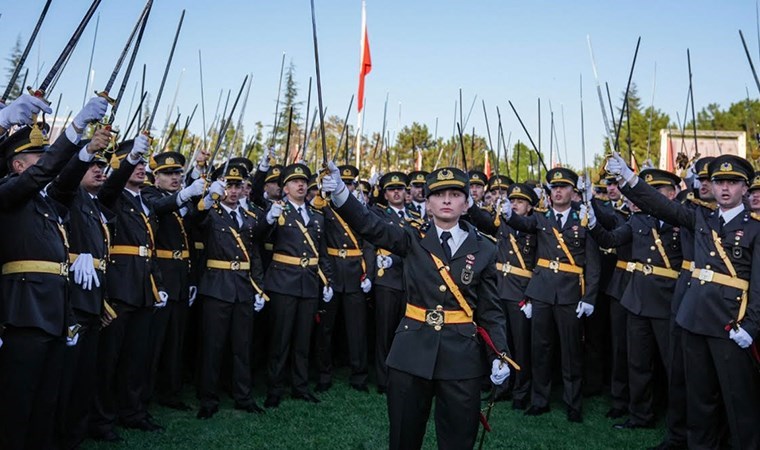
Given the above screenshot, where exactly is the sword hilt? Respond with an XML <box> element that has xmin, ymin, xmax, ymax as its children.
<box><xmin>95</xmin><ymin>90</ymin><xmax>116</xmax><ymax>106</ymax></box>
<box><xmin>27</xmin><ymin>86</ymin><xmax>50</xmax><ymax>105</ymax></box>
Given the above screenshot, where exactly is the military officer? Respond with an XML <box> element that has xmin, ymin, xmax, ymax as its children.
<box><xmin>607</xmin><ymin>151</ymin><xmax>760</xmax><ymax>449</ymax></box>
<box><xmin>0</xmin><ymin>96</ymin><xmax>108</xmax><ymax>449</ymax></box>
<box><xmin>321</xmin><ymin>163</ymin><xmax>510</xmax><ymax>450</ymax></box>
<box><xmin>191</xmin><ymin>163</ymin><xmax>268</xmax><ymax>419</ymax></box>
<box><xmin>588</xmin><ymin>168</ymin><xmax>683</xmax><ymax>429</ymax></box>
<box><xmin>501</xmin><ymin>167</ymin><xmax>601</xmax><ymax>423</ymax></box>
<box><xmin>263</xmin><ymin>163</ymin><xmax>333</xmax><ymax>407</ymax></box>
<box><xmin>90</xmin><ymin>135</ymin><xmax>168</xmax><ymax>439</ymax></box>
<box><xmin>468</xmin><ymin>170</ymin><xmax>487</xmax><ymax>206</ymax></box>
<box><xmin>749</xmin><ymin>172</ymin><xmax>760</xmax><ymax>214</ymax></box>
<box><xmin>468</xmin><ymin>182</ymin><xmax>538</xmax><ymax>409</ymax></box>
<box><xmin>407</xmin><ymin>170</ymin><xmax>428</xmax><ymax>219</ymax></box>
<box><xmin>315</xmin><ymin>164</ymin><xmax>373</xmax><ymax>393</ymax></box>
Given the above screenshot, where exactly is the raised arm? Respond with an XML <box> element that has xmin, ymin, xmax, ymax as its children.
<box><xmin>333</xmin><ymin>192</ymin><xmax>411</xmax><ymax>257</ymax></box>
<box><xmin>621</xmin><ymin>179</ymin><xmax>696</xmax><ymax>230</ymax></box>
<box><xmin>589</xmin><ymin>219</ymin><xmax>633</xmax><ymax>249</ymax></box>
<box><xmin>467</xmin><ymin>204</ymin><xmax>498</xmax><ymax>235</ymax></box>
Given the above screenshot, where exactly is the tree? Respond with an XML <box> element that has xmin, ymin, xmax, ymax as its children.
<box><xmin>694</xmin><ymin>98</ymin><xmax>760</xmax><ymax>160</ymax></box>
<box><xmin>273</xmin><ymin>61</ymin><xmax>302</xmax><ymax>160</ymax></box>
<box><xmin>3</xmin><ymin>36</ymin><xmax>24</xmax><ymax>101</ymax></box>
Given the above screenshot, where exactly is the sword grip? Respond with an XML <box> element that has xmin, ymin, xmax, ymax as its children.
<box><xmin>27</xmin><ymin>87</ymin><xmax>50</xmax><ymax>105</ymax></box>
<box><xmin>95</xmin><ymin>90</ymin><xmax>116</xmax><ymax>105</ymax></box>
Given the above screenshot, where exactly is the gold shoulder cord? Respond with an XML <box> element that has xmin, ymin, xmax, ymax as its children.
<box><xmin>227</xmin><ymin>225</ymin><xmax>268</xmax><ymax>301</ymax></box>
<box><xmin>550</xmin><ymin>226</ymin><xmax>585</xmax><ymax>295</ymax></box>
<box><xmin>711</xmin><ymin>230</ymin><xmax>747</xmax><ymax>323</ymax></box>
<box><xmin>331</xmin><ymin>208</ymin><xmax>367</xmax><ymax>275</ymax></box>
<box><xmin>427</xmin><ymin>251</ymin><xmax>474</xmax><ymax>318</ymax></box>
<box><xmin>508</xmin><ymin>234</ymin><xmax>527</xmax><ymax>270</ymax></box>
<box><xmin>651</xmin><ymin>228</ymin><xmax>672</xmax><ymax>270</ymax></box>
<box><xmin>293</xmin><ymin>219</ymin><xmax>329</xmax><ymax>285</ymax></box>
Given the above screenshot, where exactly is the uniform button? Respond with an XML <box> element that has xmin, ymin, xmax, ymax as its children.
<box><xmin>556</xmin><ymin>245</ymin><xmax>561</xmax><ymax>249</ymax></box>
<box><xmin>343</xmin><ymin>244</ymin><xmax>347</xmax><ymax>248</ymax></box>
<box><xmin>509</xmin><ymin>251</ymin><xmax>514</xmax><ymax>254</ymax></box>
<box><xmin>650</xmin><ymin>246</ymin><xmax>656</xmax><ymax>251</ymax></box>
<box><xmin>303</xmin><ymin>252</ymin><xmax>307</xmax><ymax>256</ymax></box>
<box><xmin>303</xmin><ymin>241</ymin><xmax>307</xmax><ymax>244</ymax></box>
<box><xmin>709</xmin><ymin>251</ymin><xmax>715</xmax><ymax>256</ymax></box>
<box><xmin>646</xmin><ymin>258</ymin><xmax>651</xmax><ymax>263</ymax></box>
<box><xmin>404</xmin><ymin>325</ymin><xmax>408</xmax><ymax>330</ymax></box>
<box><xmin>706</xmin><ymin>265</ymin><xmax>711</xmax><ymax>270</ymax></box>
<box><xmin>439</xmin><ymin>285</ymin><xmax>447</xmax><ymax>292</ymax></box>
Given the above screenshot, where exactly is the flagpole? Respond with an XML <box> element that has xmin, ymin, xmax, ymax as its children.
<box><xmin>355</xmin><ymin>0</ymin><xmax>370</xmax><ymax>172</ymax></box>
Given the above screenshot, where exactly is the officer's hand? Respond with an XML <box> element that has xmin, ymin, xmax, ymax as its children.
<box><xmin>66</xmin><ymin>325</ymin><xmax>81</xmax><ymax>347</ymax></box>
<box><xmin>519</xmin><ymin>300</ymin><xmax>532</xmax><ymax>319</ymax></box>
<box><xmin>369</xmin><ymin>171</ymin><xmax>381</xmax><ymax>187</ymax></box>
<box><xmin>128</xmin><ymin>133</ymin><xmax>150</xmax><ymax>162</ymax></box>
<box><xmin>188</xmin><ymin>286</ymin><xmax>197</xmax><ymax>307</ymax></box>
<box><xmin>71</xmin><ymin>253</ymin><xmax>99</xmax><ymax>291</ymax></box>
<box><xmin>179</xmin><ymin>178</ymin><xmax>205</xmax><ymax>203</ymax></box>
<box><xmin>266</xmin><ymin>202</ymin><xmax>284</xmax><ymax>225</ymax></box>
<box><xmin>576</xmin><ymin>301</ymin><xmax>594</xmax><ymax>318</ymax></box>
<box><xmin>155</xmin><ymin>291</ymin><xmax>168</xmax><ymax>308</ymax></box>
<box><xmin>605</xmin><ymin>151</ymin><xmax>634</xmax><ymax>182</ymax></box>
<box><xmin>73</xmin><ymin>97</ymin><xmax>109</xmax><ymax>131</ymax></box>
<box><xmin>352</xmin><ymin>188</ymin><xmax>367</xmax><ymax>206</ymax></box>
<box><xmin>501</xmin><ymin>198</ymin><xmax>513</xmax><ymax>219</ymax></box>
<box><xmin>195</xmin><ymin>149</ymin><xmax>211</xmax><ymax>168</ymax></box>
<box><xmin>258</xmin><ymin>147</ymin><xmax>273</xmax><ymax>171</ymax></box>
<box><xmin>0</xmin><ymin>94</ymin><xmax>52</xmax><ymax>129</ymax></box>
<box><xmin>87</xmin><ymin>128</ymin><xmax>112</xmax><ymax>154</ymax></box>
<box><xmin>729</xmin><ymin>326</ymin><xmax>754</xmax><ymax>349</ymax></box>
<box><xmin>490</xmin><ymin>359</ymin><xmax>510</xmax><ymax>385</ymax></box>
<box><xmin>376</xmin><ymin>255</ymin><xmax>393</xmax><ymax>270</ymax></box>
<box><xmin>322</xmin><ymin>286</ymin><xmax>334</xmax><ymax>303</ymax></box>
<box><xmin>360</xmin><ymin>277</ymin><xmax>372</xmax><ymax>293</ymax></box>
<box><xmin>253</xmin><ymin>293</ymin><xmax>266</xmax><ymax>312</ymax></box>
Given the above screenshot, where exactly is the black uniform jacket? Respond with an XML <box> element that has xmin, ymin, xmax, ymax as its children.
<box><xmin>468</xmin><ymin>205</ymin><xmax>537</xmax><ymax>303</ymax></box>
<box><xmin>591</xmin><ymin>212</ymin><xmax>682</xmax><ymax>319</ymax></box>
<box><xmin>0</xmin><ymin>133</ymin><xmax>82</xmax><ymax>335</ymax></box>
<box><xmin>507</xmin><ymin>206</ymin><xmax>601</xmax><ymax>306</ymax></box>
<box><xmin>99</xmin><ymin>159</ymin><xmax>164</xmax><ymax>308</ymax></box>
<box><xmin>322</xmin><ymin>204</ymin><xmax>374</xmax><ymax>294</ymax></box>
<box><xmin>335</xmin><ymin>194</ymin><xmax>507</xmax><ymax>381</ymax></box>
<box><xmin>623</xmin><ymin>180</ymin><xmax>760</xmax><ymax>339</ymax></box>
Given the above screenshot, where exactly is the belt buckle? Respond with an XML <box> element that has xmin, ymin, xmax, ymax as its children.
<box><xmin>626</xmin><ymin>262</ymin><xmax>636</xmax><ymax>272</ymax></box>
<box><xmin>699</xmin><ymin>269</ymin><xmax>714</xmax><ymax>282</ymax></box>
<box><xmin>548</xmin><ymin>260</ymin><xmax>559</xmax><ymax>273</ymax></box>
<box><xmin>97</xmin><ymin>259</ymin><xmax>107</xmax><ymax>271</ymax></box>
<box><xmin>59</xmin><ymin>262</ymin><xmax>69</xmax><ymax>277</ymax></box>
<box><xmin>230</xmin><ymin>261</ymin><xmax>241</xmax><ymax>271</ymax></box>
<box><xmin>425</xmin><ymin>309</ymin><xmax>444</xmax><ymax>330</ymax></box>
<box><xmin>172</xmin><ymin>250</ymin><xmax>183</xmax><ymax>260</ymax></box>
<box><xmin>642</xmin><ymin>264</ymin><xmax>653</xmax><ymax>276</ymax></box>
<box><xmin>689</xmin><ymin>261</ymin><xmax>695</xmax><ymax>272</ymax></box>
<box><xmin>300</xmin><ymin>257</ymin><xmax>310</xmax><ymax>268</ymax></box>
<box><xmin>502</xmin><ymin>262</ymin><xmax>511</xmax><ymax>275</ymax></box>
<box><xmin>338</xmin><ymin>249</ymin><xmax>347</xmax><ymax>258</ymax></box>
<box><xmin>138</xmin><ymin>246</ymin><xmax>148</xmax><ymax>257</ymax></box>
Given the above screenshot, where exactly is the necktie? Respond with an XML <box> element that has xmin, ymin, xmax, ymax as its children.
<box><xmin>230</xmin><ymin>210</ymin><xmax>239</xmax><ymax>230</ymax></box>
<box><xmin>297</xmin><ymin>207</ymin><xmax>309</xmax><ymax>225</ymax></box>
<box><xmin>398</xmin><ymin>210</ymin><xmax>405</xmax><ymax>220</ymax></box>
<box><xmin>555</xmin><ymin>213</ymin><xmax>563</xmax><ymax>229</ymax></box>
<box><xmin>719</xmin><ymin>215</ymin><xmax>725</xmax><ymax>236</ymax></box>
<box><xmin>441</xmin><ymin>231</ymin><xmax>453</xmax><ymax>261</ymax></box>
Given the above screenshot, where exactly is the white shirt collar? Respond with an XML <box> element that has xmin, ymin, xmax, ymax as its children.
<box><xmin>719</xmin><ymin>203</ymin><xmax>745</xmax><ymax>224</ymax></box>
<box><xmin>220</xmin><ymin>203</ymin><xmax>239</xmax><ymax>215</ymax></box>
<box><xmin>552</xmin><ymin>207</ymin><xmax>571</xmax><ymax>227</ymax></box>
<box><xmin>435</xmin><ymin>223</ymin><xmax>467</xmax><ymax>257</ymax></box>
<box><xmin>390</xmin><ymin>205</ymin><xmax>406</xmax><ymax>217</ymax></box>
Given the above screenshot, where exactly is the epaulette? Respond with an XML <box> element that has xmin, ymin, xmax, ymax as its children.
<box><xmin>535</xmin><ymin>207</ymin><xmax>548</xmax><ymax>214</ymax></box>
<box><xmin>243</xmin><ymin>208</ymin><xmax>258</xmax><ymax>219</ymax></box>
<box><xmin>309</xmin><ymin>206</ymin><xmax>324</xmax><ymax>214</ymax></box>
<box><xmin>751</xmin><ymin>212</ymin><xmax>760</xmax><ymax>222</ymax></box>
<box><xmin>478</xmin><ymin>230</ymin><xmax>497</xmax><ymax>243</ymax></box>
<box><xmin>689</xmin><ymin>197</ymin><xmax>717</xmax><ymax>211</ymax></box>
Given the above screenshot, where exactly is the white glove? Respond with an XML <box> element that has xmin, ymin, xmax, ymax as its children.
<box><xmin>128</xmin><ymin>133</ymin><xmax>150</xmax><ymax>162</ymax></box>
<box><xmin>520</xmin><ymin>301</ymin><xmax>532</xmax><ymax>319</ymax></box>
<box><xmin>258</xmin><ymin>147</ymin><xmax>273</xmax><ymax>171</ymax></box>
<box><xmin>729</xmin><ymin>326</ymin><xmax>754</xmax><ymax>349</ymax></box>
<box><xmin>576</xmin><ymin>301</ymin><xmax>594</xmax><ymax>318</ymax></box>
<box><xmin>200</xmin><ymin>180</ymin><xmax>226</xmax><ymax>209</ymax></box>
<box><xmin>605</xmin><ymin>151</ymin><xmax>635</xmax><ymax>183</ymax></box>
<box><xmin>376</xmin><ymin>255</ymin><xmax>393</xmax><ymax>269</ymax></box>
<box><xmin>266</xmin><ymin>202</ymin><xmax>284</xmax><ymax>225</ymax></box>
<box><xmin>0</xmin><ymin>94</ymin><xmax>52</xmax><ymax>129</ymax></box>
<box><xmin>0</xmin><ymin>101</ymin><xmax>5</xmax><ymax>111</ymax></box>
<box><xmin>254</xmin><ymin>293</ymin><xmax>266</xmax><ymax>312</ymax></box>
<box><xmin>178</xmin><ymin>178</ymin><xmax>205</xmax><ymax>203</ymax></box>
<box><xmin>71</xmin><ymin>253</ymin><xmax>100</xmax><ymax>291</ymax></box>
<box><xmin>320</xmin><ymin>161</ymin><xmax>346</xmax><ymax>195</ymax></box>
<box><xmin>585</xmin><ymin>203</ymin><xmax>597</xmax><ymax>229</ymax></box>
<box><xmin>155</xmin><ymin>291</ymin><xmax>169</xmax><ymax>308</ymax></box>
<box><xmin>323</xmin><ymin>286</ymin><xmax>334</xmax><ymax>303</ymax></box>
<box><xmin>72</xmin><ymin>97</ymin><xmax>108</xmax><ymax>130</ymax></box>
<box><xmin>352</xmin><ymin>188</ymin><xmax>367</xmax><ymax>206</ymax></box>
<box><xmin>369</xmin><ymin>171</ymin><xmax>381</xmax><ymax>187</ymax></box>
<box><xmin>188</xmin><ymin>285</ymin><xmax>197</xmax><ymax>307</ymax></box>
<box><xmin>360</xmin><ymin>277</ymin><xmax>372</xmax><ymax>293</ymax></box>
<box><xmin>501</xmin><ymin>199</ymin><xmax>513</xmax><ymax>220</ymax></box>
<box><xmin>66</xmin><ymin>325</ymin><xmax>80</xmax><ymax>347</ymax></box>
<box><xmin>0</xmin><ymin>335</ymin><xmax>3</xmax><ymax>348</ymax></box>
<box><xmin>490</xmin><ymin>359</ymin><xmax>510</xmax><ymax>385</ymax></box>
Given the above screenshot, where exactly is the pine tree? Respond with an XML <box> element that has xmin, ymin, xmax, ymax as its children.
<box><xmin>3</xmin><ymin>36</ymin><xmax>24</xmax><ymax>101</ymax></box>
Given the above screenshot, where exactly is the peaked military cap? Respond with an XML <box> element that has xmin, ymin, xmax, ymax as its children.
<box><xmin>468</xmin><ymin>170</ymin><xmax>487</xmax><ymax>186</ymax></box>
<box><xmin>640</xmin><ymin>168</ymin><xmax>681</xmax><ymax>187</ymax></box>
<box><xmin>210</xmin><ymin>163</ymin><xmax>248</xmax><ymax>182</ymax></box>
<box><xmin>708</xmin><ymin>155</ymin><xmax>754</xmax><ymax>183</ymax></box>
<box><xmin>546</xmin><ymin>167</ymin><xmax>578</xmax><ymax>187</ymax></box>
<box><xmin>338</xmin><ymin>164</ymin><xmax>359</xmax><ymax>183</ymax></box>
<box><xmin>408</xmin><ymin>170</ymin><xmax>429</xmax><ymax>186</ymax></box>
<box><xmin>307</xmin><ymin>173</ymin><xmax>318</xmax><ymax>191</ymax></box>
<box><xmin>280</xmin><ymin>163</ymin><xmax>311</xmax><ymax>185</ymax></box>
<box><xmin>488</xmin><ymin>174</ymin><xmax>514</xmax><ymax>191</ymax></box>
<box><xmin>751</xmin><ymin>171</ymin><xmax>760</xmax><ymax>191</ymax></box>
<box><xmin>152</xmin><ymin>151</ymin><xmax>185</xmax><ymax>173</ymax></box>
<box><xmin>357</xmin><ymin>179</ymin><xmax>371</xmax><ymax>194</ymax></box>
<box><xmin>265</xmin><ymin>164</ymin><xmax>283</xmax><ymax>183</ymax></box>
<box><xmin>380</xmin><ymin>171</ymin><xmax>408</xmax><ymax>190</ymax></box>
<box><xmin>425</xmin><ymin>167</ymin><xmax>469</xmax><ymax>197</ymax></box>
<box><xmin>695</xmin><ymin>156</ymin><xmax>716</xmax><ymax>180</ymax></box>
<box><xmin>508</xmin><ymin>182</ymin><xmax>539</xmax><ymax>206</ymax></box>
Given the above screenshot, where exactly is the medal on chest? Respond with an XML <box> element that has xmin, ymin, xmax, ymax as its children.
<box><xmin>462</xmin><ymin>254</ymin><xmax>475</xmax><ymax>285</ymax></box>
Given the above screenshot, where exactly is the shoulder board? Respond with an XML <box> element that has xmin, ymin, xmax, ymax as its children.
<box><xmin>482</xmin><ymin>205</ymin><xmax>494</xmax><ymax>213</ymax></box>
<box><xmin>243</xmin><ymin>209</ymin><xmax>258</xmax><ymax>218</ymax></box>
<box><xmin>308</xmin><ymin>206</ymin><xmax>324</xmax><ymax>215</ymax></box>
<box><xmin>751</xmin><ymin>212</ymin><xmax>760</xmax><ymax>222</ymax></box>
<box><xmin>478</xmin><ymin>231</ymin><xmax>497</xmax><ymax>243</ymax></box>
<box><xmin>689</xmin><ymin>197</ymin><xmax>717</xmax><ymax>211</ymax></box>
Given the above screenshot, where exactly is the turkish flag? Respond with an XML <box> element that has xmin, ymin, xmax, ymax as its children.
<box><xmin>357</xmin><ymin>1</ymin><xmax>371</xmax><ymax>112</ymax></box>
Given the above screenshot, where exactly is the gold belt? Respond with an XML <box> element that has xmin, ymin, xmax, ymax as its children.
<box><xmin>536</xmin><ymin>258</ymin><xmax>583</xmax><ymax>275</ymax></box>
<box><xmin>692</xmin><ymin>268</ymin><xmax>749</xmax><ymax>290</ymax></box>
<box><xmin>272</xmin><ymin>253</ymin><xmax>318</xmax><ymax>268</ymax></box>
<box><xmin>264</xmin><ymin>243</ymin><xmax>274</xmax><ymax>251</ymax></box>
<box><xmin>624</xmin><ymin>261</ymin><xmax>679</xmax><ymax>280</ymax></box>
<box><xmin>327</xmin><ymin>247</ymin><xmax>363</xmax><ymax>258</ymax></box>
<box><xmin>155</xmin><ymin>249</ymin><xmax>190</xmax><ymax>260</ymax></box>
<box><xmin>495</xmin><ymin>262</ymin><xmax>533</xmax><ymax>278</ymax></box>
<box><xmin>206</xmin><ymin>259</ymin><xmax>251</xmax><ymax>271</ymax></box>
<box><xmin>69</xmin><ymin>253</ymin><xmax>107</xmax><ymax>272</ymax></box>
<box><xmin>405</xmin><ymin>303</ymin><xmax>472</xmax><ymax>330</ymax></box>
<box><xmin>2</xmin><ymin>260</ymin><xmax>69</xmax><ymax>276</ymax></box>
<box><xmin>193</xmin><ymin>242</ymin><xmax>204</xmax><ymax>250</ymax></box>
<box><xmin>110</xmin><ymin>245</ymin><xmax>152</xmax><ymax>257</ymax></box>
<box><xmin>615</xmin><ymin>260</ymin><xmax>630</xmax><ymax>271</ymax></box>
<box><xmin>681</xmin><ymin>260</ymin><xmax>694</xmax><ymax>272</ymax></box>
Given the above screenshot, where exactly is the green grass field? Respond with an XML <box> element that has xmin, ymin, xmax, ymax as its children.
<box><xmin>82</xmin><ymin>367</ymin><xmax>664</xmax><ymax>449</ymax></box>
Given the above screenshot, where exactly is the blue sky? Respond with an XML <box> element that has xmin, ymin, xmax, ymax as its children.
<box><xmin>2</xmin><ymin>0</ymin><xmax>759</xmax><ymax>168</ymax></box>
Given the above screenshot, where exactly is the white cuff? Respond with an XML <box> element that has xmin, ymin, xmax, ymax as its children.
<box><xmin>126</xmin><ymin>153</ymin><xmax>142</xmax><ymax>165</ymax></box>
<box><xmin>77</xmin><ymin>147</ymin><xmax>94</xmax><ymax>162</ymax></box>
<box><xmin>65</xmin><ymin>125</ymin><xmax>82</xmax><ymax>145</ymax></box>
<box><xmin>332</xmin><ymin>185</ymin><xmax>350</xmax><ymax>208</ymax></box>
<box><xmin>190</xmin><ymin>166</ymin><xmax>202</xmax><ymax>180</ymax></box>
